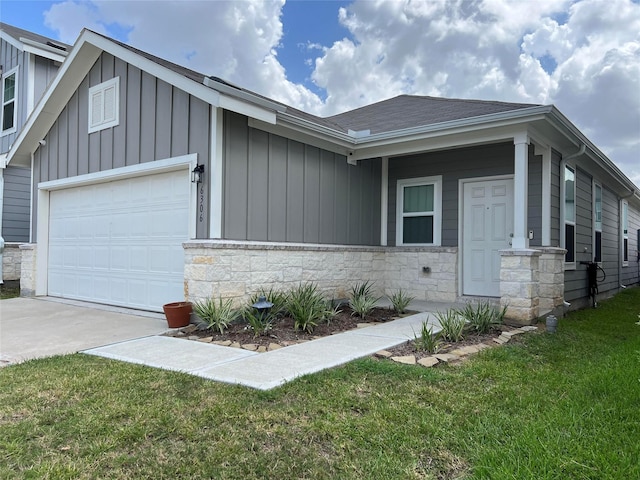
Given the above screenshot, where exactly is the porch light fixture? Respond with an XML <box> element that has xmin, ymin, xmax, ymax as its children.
<box><xmin>191</xmin><ymin>164</ymin><xmax>205</xmax><ymax>184</ymax></box>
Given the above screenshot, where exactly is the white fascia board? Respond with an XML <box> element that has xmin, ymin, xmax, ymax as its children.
<box><xmin>348</xmin><ymin>123</ymin><xmax>536</xmax><ymax>162</ymax></box>
<box><xmin>278</xmin><ymin>111</ymin><xmax>353</xmax><ymax>143</ymax></box>
<box><xmin>219</xmin><ymin>95</ymin><xmax>276</xmax><ymax>124</ymax></box>
<box><xmin>0</xmin><ymin>30</ymin><xmax>23</xmax><ymax>50</ymax></box>
<box><xmin>248</xmin><ymin>117</ymin><xmax>352</xmax><ymax>156</ymax></box>
<box><xmin>22</xmin><ymin>43</ymin><xmax>67</xmax><ymax>63</ymax></box>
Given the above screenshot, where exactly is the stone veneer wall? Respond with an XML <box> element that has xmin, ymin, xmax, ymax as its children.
<box><xmin>1</xmin><ymin>243</ymin><xmax>22</xmax><ymax>281</ymax></box>
<box><xmin>536</xmin><ymin>247</ymin><xmax>566</xmax><ymax>316</ymax></box>
<box><xmin>499</xmin><ymin>249</ymin><xmax>541</xmax><ymax>325</ymax></box>
<box><xmin>183</xmin><ymin>241</ymin><xmax>458</xmax><ymax>306</ymax></box>
<box><xmin>19</xmin><ymin>243</ymin><xmax>37</xmax><ymax>296</ymax></box>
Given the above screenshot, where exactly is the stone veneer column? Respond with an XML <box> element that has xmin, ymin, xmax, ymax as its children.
<box><xmin>1</xmin><ymin>243</ymin><xmax>22</xmax><ymax>281</ymax></box>
<box><xmin>536</xmin><ymin>247</ymin><xmax>566</xmax><ymax>317</ymax></box>
<box><xmin>19</xmin><ymin>244</ymin><xmax>37</xmax><ymax>297</ymax></box>
<box><xmin>499</xmin><ymin>248</ymin><xmax>541</xmax><ymax>325</ymax></box>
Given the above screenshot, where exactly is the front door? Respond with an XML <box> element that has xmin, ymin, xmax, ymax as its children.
<box><xmin>462</xmin><ymin>177</ymin><xmax>514</xmax><ymax>297</ymax></box>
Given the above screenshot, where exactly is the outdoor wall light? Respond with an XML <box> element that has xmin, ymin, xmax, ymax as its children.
<box><xmin>191</xmin><ymin>164</ymin><xmax>205</xmax><ymax>184</ymax></box>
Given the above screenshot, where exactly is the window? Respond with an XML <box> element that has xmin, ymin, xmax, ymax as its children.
<box><xmin>564</xmin><ymin>165</ymin><xmax>576</xmax><ymax>266</ymax></box>
<box><xmin>622</xmin><ymin>201</ymin><xmax>628</xmax><ymax>266</ymax></box>
<box><xmin>594</xmin><ymin>183</ymin><xmax>602</xmax><ymax>263</ymax></box>
<box><xmin>1</xmin><ymin>67</ymin><xmax>18</xmax><ymax>135</ymax></box>
<box><xmin>396</xmin><ymin>176</ymin><xmax>442</xmax><ymax>245</ymax></box>
<box><xmin>88</xmin><ymin>77</ymin><xmax>119</xmax><ymax>133</ymax></box>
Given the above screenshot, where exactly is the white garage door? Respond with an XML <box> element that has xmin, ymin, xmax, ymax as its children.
<box><xmin>47</xmin><ymin>169</ymin><xmax>190</xmax><ymax>312</ymax></box>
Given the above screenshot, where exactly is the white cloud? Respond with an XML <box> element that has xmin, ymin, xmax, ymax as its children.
<box><xmin>42</xmin><ymin>0</ymin><xmax>639</xmax><ymax>185</ymax></box>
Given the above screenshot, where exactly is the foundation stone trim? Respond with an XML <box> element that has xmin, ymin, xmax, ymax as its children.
<box><xmin>500</xmin><ymin>248</ymin><xmax>541</xmax><ymax>325</ymax></box>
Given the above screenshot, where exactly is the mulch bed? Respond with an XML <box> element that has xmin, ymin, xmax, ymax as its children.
<box><xmin>164</xmin><ymin>305</ymin><xmax>520</xmax><ymax>361</ymax></box>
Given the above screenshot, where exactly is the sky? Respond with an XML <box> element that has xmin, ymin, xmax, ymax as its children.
<box><xmin>1</xmin><ymin>0</ymin><xmax>639</xmax><ymax>185</ymax></box>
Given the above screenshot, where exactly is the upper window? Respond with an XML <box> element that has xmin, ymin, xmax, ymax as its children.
<box><xmin>396</xmin><ymin>176</ymin><xmax>442</xmax><ymax>246</ymax></box>
<box><xmin>88</xmin><ymin>77</ymin><xmax>119</xmax><ymax>134</ymax></box>
<box><xmin>594</xmin><ymin>183</ymin><xmax>602</xmax><ymax>263</ymax></box>
<box><xmin>1</xmin><ymin>67</ymin><xmax>18</xmax><ymax>135</ymax></box>
<box><xmin>564</xmin><ymin>165</ymin><xmax>576</xmax><ymax>267</ymax></box>
<box><xmin>622</xmin><ymin>201</ymin><xmax>628</xmax><ymax>266</ymax></box>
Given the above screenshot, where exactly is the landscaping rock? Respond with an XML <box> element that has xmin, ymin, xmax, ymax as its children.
<box><xmin>213</xmin><ymin>340</ymin><xmax>232</xmax><ymax>346</ymax></box>
<box><xmin>242</xmin><ymin>344</ymin><xmax>258</xmax><ymax>351</ymax></box>
<box><xmin>268</xmin><ymin>343</ymin><xmax>282</xmax><ymax>351</ymax></box>
<box><xmin>197</xmin><ymin>337</ymin><xmax>214</xmax><ymax>343</ymax></box>
<box><xmin>493</xmin><ymin>337</ymin><xmax>507</xmax><ymax>344</ymax></box>
<box><xmin>257</xmin><ymin>346</ymin><xmax>268</xmax><ymax>353</ymax></box>
<box><xmin>391</xmin><ymin>355</ymin><xmax>416</xmax><ymax>365</ymax></box>
<box><xmin>433</xmin><ymin>353</ymin><xmax>459</xmax><ymax>363</ymax></box>
<box><xmin>375</xmin><ymin>350</ymin><xmax>394</xmax><ymax>358</ymax></box>
<box><xmin>230</xmin><ymin>342</ymin><xmax>242</xmax><ymax>348</ymax></box>
<box><xmin>182</xmin><ymin>325</ymin><xmax>197</xmax><ymax>334</ymax></box>
<box><xmin>417</xmin><ymin>357</ymin><xmax>439</xmax><ymax>368</ymax></box>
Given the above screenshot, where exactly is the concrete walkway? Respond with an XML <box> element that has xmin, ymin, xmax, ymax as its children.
<box><xmin>85</xmin><ymin>310</ymin><xmax>444</xmax><ymax>390</ymax></box>
<box><xmin>2</xmin><ymin>296</ymin><xmax>456</xmax><ymax>390</ymax></box>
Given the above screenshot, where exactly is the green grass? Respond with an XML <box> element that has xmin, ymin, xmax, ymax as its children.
<box><xmin>0</xmin><ymin>280</ymin><xmax>20</xmax><ymax>300</ymax></box>
<box><xmin>1</xmin><ymin>288</ymin><xmax>639</xmax><ymax>479</ymax></box>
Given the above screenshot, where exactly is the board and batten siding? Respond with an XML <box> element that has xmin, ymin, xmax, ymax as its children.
<box><xmin>387</xmin><ymin>142</ymin><xmax>543</xmax><ymax>247</ymax></box>
<box><xmin>223</xmin><ymin>111</ymin><xmax>381</xmax><ymax>245</ymax></box>
<box><xmin>31</xmin><ymin>52</ymin><xmax>211</xmax><ymax>240</ymax></box>
<box><xmin>1</xmin><ymin>165</ymin><xmax>30</xmax><ymax>241</ymax></box>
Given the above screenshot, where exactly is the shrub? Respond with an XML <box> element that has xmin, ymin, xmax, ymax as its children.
<box><xmin>286</xmin><ymin>283</ymin><xmax>334</xmax><ymax>333</ymax></box>
<box><xmin>349</xmin><ymin>281</ymin><xmax>381</xmax><ymax>318</ymax></box>
<box><xmin>389</xmin><ymin>289</ymin><xmax>415</xmax><ymax>314</ymax></box>
<box><xmin>413</xmin><ymin>321</ymin><xmax>441</xmax><ymax>353</ymax></box>
<box><xmin>242</xmin><ymin>306</ymin><xmax>275</xmax><ymax>337</ymax></box>
<box><xmin>434</xmin><ymin>309</ymin><xmax>466</xmax><ymax>342</ymax></box>
<box><xmin>460</xmin><ymin>301</ymin><xmax>506</xmax><ymax>334</ymax></box>
<box><xmin>192</xmin><ymin>297</ymin><xmax>236</xmax><ymax>334</ymax></box>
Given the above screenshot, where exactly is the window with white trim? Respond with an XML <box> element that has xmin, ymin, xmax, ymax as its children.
<box><xmin>1</xmin><ymin>67</ymin><xmax>18</xmax><ymax>135</ymax></box>
<box><xmin>396</xmin><ymin>176</ymin><xmax>442</xmax><ymax>246</ymax></box>
<box><xmin>622</xmin><ymin>200</ymin><xmax>628</xmax><ymax>266</ymax></box>
<box><xmin>564</xmin><ymin>165</ymin><xmax>576</xmax><ymax>266</ymax></box>
<box><xmin>88</xmin><ymin>77</ymin><xmax>119</xmax><ymax>133</ymax></box>
<box><xmin>593</xmin><ymin>183</ymin><xmax>602</xmax><ymax>263</ymax></box>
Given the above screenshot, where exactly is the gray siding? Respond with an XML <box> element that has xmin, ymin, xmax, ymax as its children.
<box><xmin>388</xmin><ymin>142</ymin><xmax>544</xmax><ymax>247</ymax></box>
<box><xmin>550</xmin><ymin>150</ymin><xmax>561</xmax><ymax>247</ymax></box>
<box><xmin>32</xmin><ymin>52</ymin><xmax>211</xmax><ymax>240</ymax></box>
<box><xmin>1</xmin><ymin>165</ymin><xmax>30</xmax><ymax>241</ymax></box>
<box><xmin>0</xmin><ymin>39</ymin><xmax>26</xmax><ymax>154</ymax></box>
<box><xmin>223</xmin><ymin>111</ymin><xmax>381</xmax><ymax>245</ymax></box>
<box><xmin>33</xmin><ymin>55</ymin><xmax>59</xmax><ymax>105</ymax></box>
<box><xmin>621</xmin><ymin>201</ymin><xmax>640</xmax><ymax>287</ymax></box>
<box><xmin>600</xmin><ymin>187</ymin><xmax>621</xmax><ymax>292</ymax></box>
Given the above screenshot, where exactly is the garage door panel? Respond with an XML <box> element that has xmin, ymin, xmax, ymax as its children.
<box><xmin>48</xmin><ymin>169</ymin><xmax>189</xmax><ymax>312</ymax></box>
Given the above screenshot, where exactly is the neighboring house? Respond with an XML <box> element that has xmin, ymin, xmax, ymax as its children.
<box><xmin>6</xmin><ymin>28</ymin><xmax>640</xmax><ymax>323</ymax></box>
<box><xmin>0</xmin><ymin>23</ymin><xmax>69</xmax><ymax>281</ymax></box>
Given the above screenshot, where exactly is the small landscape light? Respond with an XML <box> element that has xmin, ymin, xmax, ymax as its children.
<box><xmin>252</xmin><ymin>296</ymin><xmax>273</xmax><ymax>319</ymax></box>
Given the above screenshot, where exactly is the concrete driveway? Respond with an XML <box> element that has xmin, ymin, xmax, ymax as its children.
<box><xmin>0</xmin><ymin>297</ymin><xmax>169</xmax><ymax>366</ymax></box>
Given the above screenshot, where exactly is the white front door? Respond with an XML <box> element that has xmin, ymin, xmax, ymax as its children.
<box><xmin>462</xmin><ymin>177</ymin><xmax>514</xmax><ymax>297</ymax></box>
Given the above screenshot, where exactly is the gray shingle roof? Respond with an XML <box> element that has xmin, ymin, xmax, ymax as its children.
<box><xmin>326</xmin><ymin>95</ymin><xmax>540</xmax><ymax>134</ymax></box>
<box><xmin>0</xmin><ymin>22</ymin><xmax>70</xmax><ymax>51</ymax></box>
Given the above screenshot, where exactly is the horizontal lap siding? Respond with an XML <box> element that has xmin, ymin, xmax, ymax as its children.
<box><xmin>622</xmin><ymin>202</ymin><xmax>640</xmax><ymax>287</ymax></box>
<box><xmin>0</xmin><ymin>40</ymin><xmax>26</xmax><ymax>154</ymax></box>
<box><xmin>550</xmin><ymin>150</ymin><xmax>561</xmax><ymax>247</ymax></box>
<box><xmin>565</xmin><ymin>168</ymin><xmax>593</xmax><ymax>301</ymax></box>
<box><xmin>1</xmin><ymin>165</ymin><xmax>30</xmax><ymax>241</ymax></box>
<box><xmin>223</xmin><ymin>111</ymin><xmax>381</xmax><ymax>245</ymax></box>
<box><xmin>600</xmin><ymin>187</ymin><xmax>620</xmax><ymax>292</ymax></box>
<box><xmin>528</xmin><ymin>147</ymin><xmax>542</xmax><ymax>247</ymax></box>
<box><xmin>32</xmin><ymin>52</ymin><xmax>210</xmax><ymax>240</ymax></box>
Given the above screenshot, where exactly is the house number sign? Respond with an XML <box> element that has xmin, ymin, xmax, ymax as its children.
<box><xmin>199</xmin><ymin>185</ymin><xmax>205</xmax><ymax>223</ymax></box>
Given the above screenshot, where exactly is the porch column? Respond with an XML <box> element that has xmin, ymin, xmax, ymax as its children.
<box><xmin>512</xmin><ymin>136</ymin><xmax>529</xmax><ymax>249</ymax></box>
<box><xmin>500</xmin><ymin>248</ymin><xmax>541</xmax><ymax>325</ymax></box>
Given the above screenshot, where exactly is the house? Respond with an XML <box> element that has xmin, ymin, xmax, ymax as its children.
<box><xmin>0</xmin><ymin>23</ymin><xmax>69</xmax><ymax>282</ymax></box>
<box><xmin>6</xmin><ymin>28</ymin><xmax>640</xmax><ymax>324</ymax></box>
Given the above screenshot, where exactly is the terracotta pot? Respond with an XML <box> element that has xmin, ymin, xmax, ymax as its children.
<box><xmin>163</xmin><ymin>302</ymin><xmax>193</xmax><ymax>328</ymax></box>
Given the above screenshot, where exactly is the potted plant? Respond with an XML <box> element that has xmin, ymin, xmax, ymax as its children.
<box><xmin>162</xmin><ymin>301</ymin><xmax>193</xmax><ymax>328</ymax></box>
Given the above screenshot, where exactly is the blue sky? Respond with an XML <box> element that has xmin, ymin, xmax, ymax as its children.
<box><xmin>1</xmin><ymin>0</ymin><xmax>639</xmax><ymax>184</ymax></box>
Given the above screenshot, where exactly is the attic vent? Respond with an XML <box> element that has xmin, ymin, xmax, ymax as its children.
<box><xmin>88</xmin><ymin>77</ymin><xmax>119</xmax><ymax>134</ymax></box>
<box><xmin>46</xmin><ymin>41</ymin><xmax>67</xmax><ymax>51</ymax></box>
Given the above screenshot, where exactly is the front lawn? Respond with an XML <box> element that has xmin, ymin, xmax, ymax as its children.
<box><xmin>1</xmin><ymin>288</ymin><xmax>639</xmax><ymax>479</ymax></box>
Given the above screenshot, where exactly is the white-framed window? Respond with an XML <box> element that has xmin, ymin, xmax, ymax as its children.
<box><xmin>563</xmin><ymin>165</ymin><xmax>576</xmax><ymax>268</ymax></box>
<box><xmin>622</xmin><ymin>200</ymin><xmax>628</xmax><ymax>266</ymax></box>
<box><xmin>593</xmin><ymin>182</ymin><xmax>602</xmax><ymax>263</ymax></box>
<box><xmin>396</xmin><ymin>176</ymin><xmax>442</xmax><ymax>246</ymax></box>
<box><xmin>1</xmin><ymin>66</ymin><xmax>18</xmax><ymax>135</ymax></box>
<box><xmin>88</xmin><ymin>77</ymin><xmax>119</xmax><ymax>133</ymax></box>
